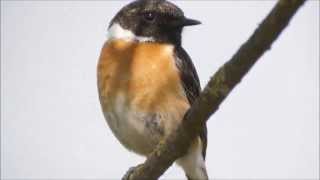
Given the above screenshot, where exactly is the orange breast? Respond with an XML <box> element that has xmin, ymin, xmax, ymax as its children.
<box><xmin>97</xmin><ymin>39</ymin><xmax>189</xmax><ymax>113</ymax></box>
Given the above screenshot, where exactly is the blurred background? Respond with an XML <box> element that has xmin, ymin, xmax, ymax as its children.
<box><xmin>1</xmin><ymin>1</ymin><xmax>319</xmax><ymax>179</ymax></box>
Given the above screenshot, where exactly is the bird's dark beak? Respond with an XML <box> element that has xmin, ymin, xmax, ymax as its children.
<box><xmin>169</xmin><ymin>17</ymin><xmax>201</xmax><ymax>27</ymax></box>
<box><xmin>182</xmin><ymin>17</ymin><xmax>201</xmax><ymax>26</ymax></box>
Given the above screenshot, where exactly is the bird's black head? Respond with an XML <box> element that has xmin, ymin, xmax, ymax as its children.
<box><xmin>108</xmin><ymin>0</ymin><xmax>201</xmax><ymax>46</ymax></box>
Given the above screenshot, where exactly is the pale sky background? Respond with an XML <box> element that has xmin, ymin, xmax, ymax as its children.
<box><xmin>1</xmin><ymin>0</ymin><xmax>319</xmax><ymax>179</ymax></box>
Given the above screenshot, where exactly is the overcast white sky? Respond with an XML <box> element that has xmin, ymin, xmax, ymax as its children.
<box><xmin>1</xmin><ymin>1</ymin><xmax>319</xmax><ymax>179</ymax></box>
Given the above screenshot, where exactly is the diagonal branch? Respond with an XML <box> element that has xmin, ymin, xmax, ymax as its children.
<box><xmin>122</xmin><ymin>0</ymin><xmax>307</xmax><ymax>179</ymax></box>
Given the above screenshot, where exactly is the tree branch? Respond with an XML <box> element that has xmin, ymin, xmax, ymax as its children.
<box><xmin>122</xmin><ymin>0</ymin><xmax>307</xmax><ymax>179</ymax></box>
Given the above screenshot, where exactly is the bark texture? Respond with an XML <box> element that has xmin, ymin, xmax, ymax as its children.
<box><xmin>122</xmin><ymin>0</ymin><xmax>307</xmax><ymax>179</ymax></box>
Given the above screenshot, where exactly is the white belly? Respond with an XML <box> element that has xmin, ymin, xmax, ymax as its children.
<box><xmin>100</xmin><ymin>93</ymin><xmax>166</xmax><ymax>155</ymax></box>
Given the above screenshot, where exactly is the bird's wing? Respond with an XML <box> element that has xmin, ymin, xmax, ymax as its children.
<box><xmin>174</xmin><ymin>46</ymin><xmax>207</xmax><ymax>159</ymax></box>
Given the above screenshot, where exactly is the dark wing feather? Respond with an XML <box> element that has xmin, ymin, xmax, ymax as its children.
<box><xmin>174</xmin><ymin>46</ymin><xmax>207</xmax><ymax>159</ymax></box>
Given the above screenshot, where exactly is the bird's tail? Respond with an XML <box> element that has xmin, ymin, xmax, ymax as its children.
<box><xmin>176</xmin><ymin>137</ymin><xmax>208</xmax><ymax>180</ymax></box>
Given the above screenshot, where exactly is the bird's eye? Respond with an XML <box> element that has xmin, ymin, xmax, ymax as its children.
<box><xmin>144</xmin><ymin>12</ymin><xmax>155</xmax><ymax>22</ymax></box>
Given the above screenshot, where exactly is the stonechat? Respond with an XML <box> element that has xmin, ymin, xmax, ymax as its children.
<box><xmin>97</xmin><ymin>0</ymin><xmax>208</xmax><ymax>179</ymax></box>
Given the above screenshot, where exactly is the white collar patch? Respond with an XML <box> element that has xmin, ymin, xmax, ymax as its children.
<box><xmin>107</xmin><ymin>23</ymin><xmax>154</xmax><ymax>42</ymax></box>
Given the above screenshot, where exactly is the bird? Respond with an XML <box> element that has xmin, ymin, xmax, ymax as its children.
<box><xmin>97</xmin><ymin>0</ymin><xmax>208</xmax><ymax>179</ymax></box>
